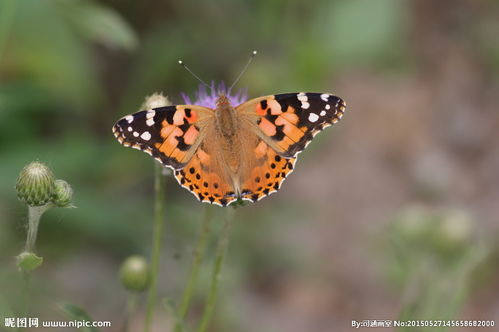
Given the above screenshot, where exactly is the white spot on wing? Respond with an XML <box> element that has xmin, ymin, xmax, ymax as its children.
<box><xmin>141</xmin><ymin>131</ymin><xmax>151</xmax><ymax>141</ymax></box>
<box><xmin>125</xmin><ymin>115</ymin><xmax>134</xmax><ymax>123</ymax></box>
<box><xmin>325</xmin><ymin>104</ymin><xmax>331</xmax><ymax>110</ymax></box>
<box><xmin>320</xmin><ymin>110</ymin><xmax>326</xmax><ymax>116</ymax></box>
<box><xmin>128</xmin><ymin>126</ymin><xmax>133</xmax><ymax>132</ymax></box>
<box><xmin>297</xmin><ymin>93</ymin><xmax>310</xmax><ymax>109</ymax></box>
<box><xmin>146</xmin><ymin>119</ymin><xmax>155</xmax><ymax>126</ymax></box>
<box><xmin>308</xmin><ymin>113</ymin><xmax>319</xmax><ymax>122</ymax></box>
<box><xmin>146</xmin><ymin>110</ymin><xmax>155</xmax><ymax>119</ymax></box>
<box><xmin>133</xmin><ymin>131</ymin><xmax>139</xmax><ymax>137</ymax></box>
<box><xmin>321</xmin><ymin>94</ymin><xmax>329</xmax><ymax>102</ymax></box>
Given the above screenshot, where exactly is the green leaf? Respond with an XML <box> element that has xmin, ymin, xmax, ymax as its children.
<box><xmin>59</xmin><ymin>303</ymin><xmax>100</xmax><ymax>332</ymax></box>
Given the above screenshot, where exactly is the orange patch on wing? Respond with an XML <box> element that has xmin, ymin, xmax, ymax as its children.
<box><xmin>183</xmin><ymin>126</ymin><xmax>199</xmax><ymax>145</ymax></box>
<box><xmin>197</xmin><ymin>148</ymin><xmax>210</xmax><ymax>164</ymax></box>
<box><xmin>186</xmin><ymin>110</ymin><xmax>198</xmax><ymax>124</ymax></box>
<box><xmin>259</xmin><ymin>117</ymin><xmax>277</xmax><ymax>136</ymax></box>
<box><xmin>280</xmin><ymin>111</ymin><xmax>299</xmax><ymax>125</ymax></box>
<box><xmin>173</xmin><ymin>109</ymin><xmax>186</xmax><ymax>125</ymax></box>
<box><xmin>160</xmin><ymin>121</ymin><xmax>176</xmax><ymax>138</ymax></box>
<box><xmin>254</xmin><ymin>140</ymin><xmax>268</xmax><ymax>158</ymax></box>
<box><xmin>268</xmin><ymin>100</ymin><xmax>283</xmax><ymax>115</ymax></box>
<box><xmin>159</xmin><ymin>127</ymin><xmax>183</xmax><ymax>156</ymax></box>
<box><xmin>171</xmin><ymin>148</ymin><xmax>188</xmax><ymax>163</ymax></box>
<box><xmin>275</xmin><ymin>116</ymin><xmax>303</xmax><ymax>142</ymax></box>
<box><xmin>256</xmin><ymin>103</ymin><xmax>266</xmax><ymax>116</ymax></box>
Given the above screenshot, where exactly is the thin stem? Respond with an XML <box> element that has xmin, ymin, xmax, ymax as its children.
<box><xmin>22</xmin><ymin>272</ymin><xmax>30</xmax><ymax>316</ymax></box>
<box><xmin>174</xmin><ymin>207</ymin><xmax>213</xmax><ymax>332</ymax></box>
<box><xmin>25</xmin><ymin>205</ymin><xmax>49</xmax><ymax>252</ymax></box>
<box><xmin>197</xmin><ymin>208</ymin><xmax>235</xmax><ymax>332</ymax></box>
<box><xmin>22</xmin><ymin>204</ymin><xmax>49</xmax><ymax>316</ymax></box>
<box><xmin>144</xmin><ymin>162</ymin><xmax>166</xmax><ymax>332</ymax></box>
<box><xmin>125</xmin><ymin>293</ymin><xmax>138</xmax><ymax>332</ymax></box>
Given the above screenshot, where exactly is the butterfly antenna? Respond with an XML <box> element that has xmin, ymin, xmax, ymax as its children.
<box><xmin>178</xmin><ymin>60</ymin><xmax>213</xmax><ymax>92</ymax></box>
<box><xmin>228</xmin><ymin>50</ymin><xmax>257</xmax><ymax>94</ymax></box>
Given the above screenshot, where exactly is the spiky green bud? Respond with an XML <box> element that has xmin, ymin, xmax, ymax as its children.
<box><xmin>52</xmin><ymin>179</ymin><xmax>73</xmax><ymax>207</ymax></box>
<box><xmin>119</xmin><ymin>255</ymin><xmax>150</xmax><ymax>292</ymax></box>
<box><xmin>16</xmin><ymin>162</ymin><xmax>55</xmax><ymax>206</ymax></box>
<box><xmin>17</xmin><ymin>252</ymin><xmax>43</xmax><ymax>272</ymax></box>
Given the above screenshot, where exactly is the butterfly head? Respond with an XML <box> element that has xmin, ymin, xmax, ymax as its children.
<box><xmin>216</xmin><ymin>94</ymin><xmax>232</xmax><ymax>108</ymax></box>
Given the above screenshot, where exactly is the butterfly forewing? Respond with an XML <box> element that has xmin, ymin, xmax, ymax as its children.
<box><xmin>112</xmin><ymin>105</ymin><xmax>213</xmax><ymax>170</ymax></box>
<box><xmin>236</xmin><ymin>93</ymin><xmax>346</xmax><ymax>158</ymax></box>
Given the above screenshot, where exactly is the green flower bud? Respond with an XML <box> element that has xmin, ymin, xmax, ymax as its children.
<box><xmin>141</xmin><ymin>92</ymin><xmax>171</xmax><ymax>110</ymax></box>
<box><xmin>119</xmin><ymin>255</ymin><xmax>150</xmax><ymax>292</ymax></box>
<box><xmin>17</xmin><ymin>252</ymin><xmax>43</xmax><ymax>272</ymax></box>
<box><xmin>16</xmin><ymin>162</ymin><xmax>55</xmax><ymax>206</ymax></box>
<box><xmin>52</xmin><ymin>179</ymin><xmax>73</xmax><ymax>207</ymax></box>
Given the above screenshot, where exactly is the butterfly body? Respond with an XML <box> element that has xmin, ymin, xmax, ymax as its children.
<box><xmin>113</xmin><ymin>91</ymin><xmax>346</xmax><ymax>206</ymax></box>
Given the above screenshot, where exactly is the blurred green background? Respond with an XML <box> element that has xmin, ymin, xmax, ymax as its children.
<box><xmin>1</xmin><ymin>0</ymin><xmax>499</xmax><ymax>331</ymax></box>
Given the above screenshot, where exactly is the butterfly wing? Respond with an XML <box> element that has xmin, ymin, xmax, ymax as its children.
<box><xmin>113</xmin><ymin>105</ymin><xmax>213</xmax><ymax>170</ymax></box>
<box><xmin>239</xmin><ymin>139</ymin><xmax>297</xmax><ymax>202</ymax></box>
<box><xmin>171</xmin><ymin>141</ymin><xmax>239</xmax><ymax>207</ymax></box>
<box><xmin>236</xmin><ymin>93</ymin><xmax>346</xmax><ymax>158</ymax></box>
<box><xmin>236</xmin><ymin>93</ymin><xmax>346</xmax><ymax>202</ymax></box>
<box><xmin>113</xmin><ymin>104</ymin><xmax>239</xmax><ymax>206</ymax></box>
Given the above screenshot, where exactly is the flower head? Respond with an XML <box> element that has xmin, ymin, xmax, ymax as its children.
<box><xmin>52</xmin><ymin>179</ymin><xmax>73</xmax><ymax>207</ymax></box>
<box><xmin>120</xmin><ymin>255</ymin><xmax>150</xmax><ymax>292</ymax></box>
<box><xmin>141</xmin><ymin>92</ymin><xmax>171</xmax><ymax>110</ymax></box>
<box><xmin>181</xmin><ymin>82</ymin><xmax>247</xmax><ymax>109</ymax></box>
<box><xmin>16</xmin><ymin>161</ymin><xmax>56</xmax><ymax>206</ymax></box>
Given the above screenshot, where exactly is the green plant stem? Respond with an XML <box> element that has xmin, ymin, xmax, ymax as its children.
<box><xmin>174</xmin><ymin>206</ymin><xmax>213</xmax><ymax>332</ymax></box>
<box><xmin>125</xmin><ymin>293</ymin><xmax>138</xmax><ymax>332</ymax></box>
<box><xmin>22</xmin><ymin>272</ymin><xmax>30</xmax><ymax>316</ymax></box>
<box><xmin>144</xmin><ymin>163</ymin><xmax>166</xmax><ymax>332</ymax></box>
<box><xmin>25</xmin><ymin>205</ymin><xmax>50</xmax><ymax>252</ymax></box>
<box><xmin>22</xmin><ymin>204</ymin><xmax>49</xmax><ymax>316</ymax></box>
<box><xmin>197</xmin><ymin>208</ymin><xmax>235</xmax><ymax>332</ymax></box>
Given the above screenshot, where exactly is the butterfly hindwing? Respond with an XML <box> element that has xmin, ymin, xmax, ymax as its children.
<box><xmin>239</xmin><ymin>139</ymin><xmax>296</xmax><ymax>202</ymax></box>
<box><xmin>113</xmin><ymin>105</ymin><xmax>213</xmax><ymax>169</ymax></box>
<box><xmin>237</xmin><ymin>93</ymin><xmax>346</xmax><ymax>158</ymax></box>
<box><xmin>173</xmin><ymin>142</ymin><xmax>238</xmax><ymax>207</ymax></box>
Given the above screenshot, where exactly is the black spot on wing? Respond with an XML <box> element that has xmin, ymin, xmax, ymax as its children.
<box><xmin>271</xmin><ymin>124</ymin><xmax>285</xmax><ymax>141</ymax></box>
<box><xmin>178</xmin><ymin>120</ymin><xmax>190</xmax><ymax>132</ymax></box>
<box><xmin>176</xmin><ymin>136</ymin><xmax>191</xmax><ymax>151</ymax></box>
<box><xmin>164</xmin><ymin>107</ymin><xmax>176</xmax><ymax>124</ymax></box>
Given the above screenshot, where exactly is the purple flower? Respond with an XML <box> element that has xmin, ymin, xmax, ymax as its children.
<box><xmin>181</xmin><ymin>82</ymin><xmax>247</xmax><ymax>109</ymax></box>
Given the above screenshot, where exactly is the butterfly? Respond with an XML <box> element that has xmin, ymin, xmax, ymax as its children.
<box><xmin>113</xmin><ymin>91</ymin><xmax>346</xmax><ymax>206</ymax></box>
